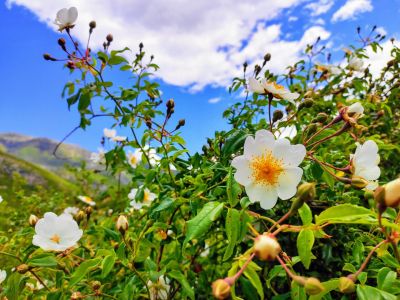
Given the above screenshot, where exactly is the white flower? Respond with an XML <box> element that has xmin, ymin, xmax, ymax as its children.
<box><xmin>128</xmin><ymin>186</ymin><xmax>157</xmax><ymax>210</ymax></box>
<box><xmin>90</xmin><ymin>148</ymin><xmax>106</xmax><ymax>164</ymax></box>
<box><xmin>143</xmin><ymin>146</ymin><xmax>177</xmax><ymax>171</ymax></box>
<box><xmin>127</xmin><ymin>149</ymin><xmax>142</xmax><ymax>168</ymax></box>
<box><xmin>248</xmin><ymin>78</ymin><xmax>300</xmax><ymax>104</ymax></box>
<box><xmin>148</xmin><ymin>276</ymin><xmax>170</xmax><ymax>300</ymax></box>
<box><xmin>77</xmin><ymin>195</ymin><xmax>96</xmax><ymax>206</ymax></box>
<box><xmin>351</xmin><ymin>140</ymin><xmax>380</xmax><ymax>190</ymax></box>
<box><xmin>0</xmin><ymin>270</ymin><xmax>6</xmax><ymax>284</ymax></box>
<box><xmin>348</xmin><ymin>57</ymin><xmax>364</xmax><ymax>71</ymax></box>
<box><xmin>26</xmin><ymin>280</ymin><xmax>44</xmax><ymax>290</ymax></box>
<box><xmin>347</xmin><ymin>102</ymin><xmax>364</xmax><ymax>117</ymax></box>
<box><xmin>32</xmin><ymin>212</ymin><xmax>83</xmax><ymax>252</ymax></box>
<box><xmin>316</xmin><ymin>64</ymin><xmax>341</xmax><ymax>75</ymax></box>
<box><xmin>54</xmin><ymin>7</ymin><xmax>78</xmax><ymax>31</ymax></box>
<box><xmin>231</xmin><ymin>129</ymin><xmax>306</xmax><ymax>209</ymax></box>
<box><xmin>277</xmin><ymin>125</ymin><xmax>297</xmax><ymax>139</ymax></box>
<box><xmin>63</xmin><ymin>206</ymin><xmax>79</xmax><ymax>216</ymax></box>
<box><xmin>103</xmin><ymin>128</ymin><xmax>127</xmax><ymax>142</ymax></box>
<box><xmin>0</xmin><ymin>195</ymin><xmax>3</xmax><ymax>203</ymax></box>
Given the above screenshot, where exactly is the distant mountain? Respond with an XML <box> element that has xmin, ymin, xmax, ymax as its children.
<box><xmin>0</xmin><ymin>133</ymin><xmax>92</xmax><ymax>174</ymax></box>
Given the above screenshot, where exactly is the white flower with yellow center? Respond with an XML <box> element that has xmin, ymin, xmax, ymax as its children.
<box><xmin>231</xmin><ymin>129</ymin><xmax>306</xmax><ymax>209</ymax></box>
<box><xmin>248</xmin><ymin>78</ymin><xmax>299</xmax><ymax>104</ymax></box>
<box><xmin>148</xmin><ymin>276</ymin><xmax>170</xmax><ymax>300</ymax></box>
<box><xmin>143</xmin><ymin>146</ymin><xmax>177</xmax><ymax>171</ymax></box>
<box><xmin>348</xmin><ymin>56</ymin><xmax>364</xmax><ymax>72</ymax></box>
<box><xmin>77</xmin><ymin>195</ymin><xmax>96</xmax><ymax>207</ymax></box>
<box><xmin>127</xmin><ymin>149</ymin><xmax>142</xmax><ymax>168</ymax></box>
<box><xmin>350</xmin><ymin>140</ymin><xmax>380</xmax><ymax>190</ymax></box>
<box><xmin>0</xmin><ymin>270</ymin><xmax>6</xmax><ymax>284</ymax></box>
<box><xmin>54</xmin><ymin>7</ymin><xmax>78</xmax><ymax>32</ymax></box>
<box><xmin>32</xmin><ymin>212</ymin><xmax>83</xmax><ymax>252</ymax></box>
<box><xmin>128</xmin><ymin>186</ymin><xmax>156</xmax><ymax>210</ymax></box>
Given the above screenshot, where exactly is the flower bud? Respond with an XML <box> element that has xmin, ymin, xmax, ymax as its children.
<box><xmin>29</xmin><ymin>214</ymin><xmax>39</xmax><ymax>227</ymax></box>
<box><xmin>166</xmin><ymin>99</ymin><xmax>175</xmax><ymax>109</ymax></box>
<box><xmin>106</xmin><ymin>34</ymin><xmax>113</xmax><ymax>43</ymax></box>
<box><xmin>304</xmin><ymin>277</ymin><xmax>325</xmax><ymax>295</ymax></box>
<box><xmin>305</xmin><ymin>123</ymin><xmax>318</xmax><ymax>137</ymax></box>
<box><xmin>89</xmin><ymin>21</ymin><xmax>96</xmax><ymax>29</ymax></box>
<box><xmin>43</xmin><ymin>53</ymin><xmax>56</xmax><ymax>61</ymax></box>
<box><xmin>91</xmin><ymin>280</ymin><xmax>101</xmax><ymax>291</ymax></box>
<box><xmin>299</xmin><ymin>98</ymin><xmax>314</xmax><ymax>110</ymax></box>
<box><xmin>296</xmin><ymin>182</ymin><xmax>316</xmax><ymax>203</ymax></box>
<box><xmin>351</xmin><ymin>176</ymin><xmax>369</xmax><ymax>189</ymax></box>
<box><xmin>212</xmin><ymin>279</ymin><xmax>231</xmax><ymax>299</ymax></box>
<box><xmin>16</xmin><ymin>264</ymin><xmax>30</xmax><ymax>274</ymax></box>
<box><xmin>71</xmin><ymin>292</ymin><xmax>84</xmax><ymax>300</ymax></box>
<box><xmin>272</xmin><ymin>110</ymin><xmax>284</xmax><ymax>123</ymax></box>
<box><xmin>58</xmin><ymin>38</ymin><xmax>66</xmax><ymax>51</ymax></box>
<box><xmin>76</xmin><ymin>210</ymin><xmax>86</xmax><ymax>224</ymax></box>
<box><xmin>313</xmin><ymin>112</ymin><xmax>328</xmax><ymax>123</ymax></box>
<box><xmin>383</xmin><ymin>178</ymin><xmax>400</xmax><ymax>208</ymax></box>
<box><xmin>116</xmin><ymin>215</ymin><xmax>129</xmax><ymax>235</ymax></box>
<box><xmin>264</xmin><ymin>53</ymin><xmax>271</xmax><ymax>62</ymax></box>
<box><xmin>254</xmin><ymin>234</ymin><xmax>281</xmax><ymax>261</ymax></box>
<box><xmin>175</xmin><ymin>119</ymin><xmax>186</xmax><ymax>130</ymax></box>
<box><xmin>66</xmin><ymin>61</ymin><xmax>75</xmax><ymax>70</ymax></box>
<box><xmin>338</xmin><ymin>277</ymin><xmax>355</xmax><ymax>294</ymax></box>
<box><xmin>85</xmin><ymin>206</ymin><xmax>93</xmax><ymax>218</ymax></box>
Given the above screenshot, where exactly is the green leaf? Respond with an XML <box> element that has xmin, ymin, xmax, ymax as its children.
<box><xmin>298</xmin><ymin>203</ymin><xmax>312</xmax><ymax>225</ymax></box>
<box><xmin>109</xmin><ymin>55</ymin><xmax>129</xmax><ymax>65</ymax></box>
<box><xmin>357</xmin><ymin>285</ymin><xmax>396</xmax><ymax>300</ymax></box>
<box><xmin>227</xmin><ymin>168</ymin><xmax>242</xmax><ymax>207</ymax></box>
<box><xmin>27</xmin><ymin>253</ymin><xmax>58</xmax><ymax>267</ymax></box>
<box><xmin>4</xmin><ymin>273</ymin><xmax>24</xmax><ymax>300</ymax></box>
<box><xmin>315</xmin><ymin>204</ymin><xmax>374</xmax><ymax>225</ymax></box>
<box><xmin>223</xmin><ymin>208</ymin><xmax>240</xmax><ymax>261</ymax></box>
<box><xmin>101</xmin><ymin>255</ymin><xmax>116</xmax><ymax>278</ymax></box>
<box><xmin>78</xmin><ymin>91</ymin><xmax>91</xmax><ymax>111</ymax></box>
<box><xmin>168</xmin><ymin>270</ymin><xmax>195</xmax><ymax>300</ymax></box>
<box><xmin>377</xmin><ymin>267</ymin><xmax>400</xmax><ymax>294</ymax></box>
<box><xmin>183</xmin><ymin>202</ymin><xmax>224</xmax><ymax>249</ymax></box>
<box><xmin>297</xmin><ymin>229</ymin><xmax>315</xmax><ymax>269</ymax></box>
<box><xmin>309</xmin><ymin>279</ymin><xmax>339</xmax><ymax>300</ymax></box>
<box><xmin>69</xmin><ymin>258</ymin><xmax>101</xmax><ymax>287</ymax></box>
<box><xmin>291</xmin><ymin>280</ymin><xmax>307</xmax><ymax>300</ymax></box>
<box><xmin>243</xmin><ymin>261</ymin><xmax>264</xmax><ymax>299</ymax></box>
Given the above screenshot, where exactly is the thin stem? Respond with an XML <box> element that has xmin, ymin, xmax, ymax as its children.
<box><xmin>268</xmin><ymin>211</ymin><xmax>292</xmax><ymax>233</ymax></box>
<box><xmin>276</xmin><ymin>255</ymin><xmax>297</xmax><ymax>280</ymax></box>
<box><xmin>29</xmin><ymin>270</ymin><xmax>50</xmax><ymax>291</ymax></box>
<box><xmin>229</xmin><ymin>253</ymin><xmax>256</xmax><ymax>284</ymax></box>
<box><xmin>0</xmin><ymin>251</ymin><xmax>22</xmax><ymax>262</ymax></box>
<box><xmin>268</xmin><ymin>94</ymin><xmax>273</xmax><ymax>132</ymax></box>
<box><xmin>353</xmin><ymin>239</ymin><xmax>388</xmax><ymax>278</ymax></box>
<box><xmin>308</xmin><ymin>123</ymin><xmax>350</xmax><ymax>150</ymax></box>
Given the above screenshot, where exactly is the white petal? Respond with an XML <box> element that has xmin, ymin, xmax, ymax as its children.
<box><xmin>243</xmin><ymin>131</ymin><xmax>274</xmax><ymax>158</ymax></box>
<box><xmin>67</xmin><ymin>7</ymin><xmax>78</xmax><ymax>23</ymax></box>
<box><xmin>281</xmin><ymin>92</ymin><xmax>299</xmax><ymax>104</ymax></box>
<box><xmin>248</xmin><ymin>78</ymin><xmax>265</xmax><ymax>94</ymax></box>
<box><xmin>56</xmin><ymin>8</ymin><xmax>69</xmax><ymax>24</ymax></box>
<box><xmin>348</xmin><ymin>102</ymin><xmax>364</xmax><ymax>115</ymax></box>
<box><xmin>245</xmin><ymin>184</ymin><xmax>278</xmax><ymax>209</ymax></box>
<box><xmin>357</xmin><ymin>166</ymin><xmax>381</xmax><ymax>181</ymax></box>
<box><xmin>273</xmin><ymin>140</ymin><xmax>306</xmax><ymax>167</ymax></box>
<box><xmin>277</xmin><ymin>167</ymin><xmax>303</xmax><ymax>200</ymax></box>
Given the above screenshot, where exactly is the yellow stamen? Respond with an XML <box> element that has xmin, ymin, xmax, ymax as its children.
<box><xmin>50</xmin><ymin>234</ymin><xmax>61</xmax><ymax>244</ymax></box>
<box><xmin>250</xmin><ymin>152</ymin><xmax>283</xmax><ymax>186</ymax></box>
<box><xmin>130</xmin><ymin>156</ymin><xmax>137</xmax><ymax>165</ymax></box>
<box><xmin>144</xmin><ymin>191</ymin><xmax>151</xmax><ymax>203</ymax></box>
<box><xmin>272</xmin><ymin>82</ymin><xmax>285</xmax><ymax>90</ymax></box>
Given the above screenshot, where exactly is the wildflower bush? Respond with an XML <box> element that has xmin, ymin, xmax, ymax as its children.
<box><xmin>1</xmin><ymin>7</ymin><xmax>400</xmax><ymax>300</ymax></box>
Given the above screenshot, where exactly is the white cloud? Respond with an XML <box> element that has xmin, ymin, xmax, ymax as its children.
<box><xmin>332</xmin><ymin>0</ymin><xmax>373</xmax><ymax>22</ymax></box>
<box><xmin>365</xmin><ymin>40</ymin><xmax>399</xmax><ymax>78</ymax></box>
<box><xmin>7</xmin><ymin>0</ymin><xmax>331</xmax><ymax>91</ymax></box>
<box><xmin>288</xmin><ymin>16</ymin><xmax>298</xmax><ymax>22</ymax></box>
<box><xmin>208</xmin><ymin>97</ymin><xmax>222</xmax><ymax>104</ymax></box>
<box><xmin>314</xmin><ymin>18</ymin><xmax>325</xmax><ymax>25</ymax></box>
<box><xmin>376</xmin><ymin>26</ymin><xmax>387</xmax><ymax>36</ymax></box>
<box><xmin>305</xmin><ymin>0</ymin><xmax>334</xmax><ymax>16</ymax></box>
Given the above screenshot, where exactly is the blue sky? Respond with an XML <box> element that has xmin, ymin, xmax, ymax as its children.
<box><xmin>1</xmin><ymin>0</ymin><xmax>400</xmax><ymax>153</ymax></box>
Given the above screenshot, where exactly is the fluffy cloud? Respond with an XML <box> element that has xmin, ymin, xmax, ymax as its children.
<box><xmin>7</xmin><ymin>0</ymin><xmax>331</xmax><ymax>90</ymax></box>
<box><xmin>305</xmin><ymin>0</ymin><xmax>334</xmax><ymax>16</ymax></box>
<box><xmin>365</xmin><ymin>40</ymin><xmax>399</xmax><ymax>78</ymax></box>
<box><xmin>332</xmin><ymin>0</ymin><xmax>373</xmax><ymax>22</ymax></box>
<box><xmin>208</xmin><ymin>97</ymin><xmax>222</xmax><ymax>104</ymax></box>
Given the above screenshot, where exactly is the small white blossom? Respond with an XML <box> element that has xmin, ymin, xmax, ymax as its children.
<box><xmin>128</xmin><ymin>186</ymin><xmax>156</xmax><ymax>210</ymax></box>
<box><xmin>127</xmin><ymin>149</ymin><xmax>142</xmax><ymax>168</ymax></box>
<box><xmin>90</xmin><ymin>148</ymin><xmax>106</xmax><ymax>164</ymax></box>
<box><xmin>63</xmin><ymin>207</ymin><xmax>79</xmax><ymax>216</ymax></box>
<box><xmin>351</xmin><ymin>140</ymin><xmax>380</xmax><ymax>190</ymax></box>
<box><xmin>348</xmin><ymin>56</ymin><xmax>364</xmax><ymax>72</ymax></box>
<box><xmin>143</xmin><ymin>146</ymin><xmax>177</xmax><ymax>171</ymax></box>
<box><xmin>148</xmin><ymin>276</ymin><xmax>170</xmax><ymax>300</ymax></box>
<box><xmin>248</xmin><ymin>78</ymin><xmax>299</xmax><ymax>104</ymax></box>
<box><xmin>231</xmin><ymin>129</ymin><xmax>306</xmax><ymax>209</ymax></box>
<box><xmin>54</xmin><ymin>7</ymin><xmax>78</xmax><ymax>31</ymax></box>
<box><xmin>77</xmin><ymin>195</ymin><xmax>96</xmax><ymax>206</ymax></box>
<box><xmin>103</xmin><ymin>128</ymin><xmax>127</xmax><ymax>142</ymax></box>
<box><xmin>277</xmin><ymin>125</ymin><xmax>297</xmax><ymax>139</ymax></box>
<box><xmin>0</xmin><ymin>270</ymin><xmax>6</xmax><ymax>284</ymax></box>
<box><xmin>32</xmin><ymin>212</ymin><xmax>83</xmax><ymax>252</ymax></box>
<box><xmin>347</xmin><ymin>102</ymin><xmax>364</xmax><ymax>117</ymax></box>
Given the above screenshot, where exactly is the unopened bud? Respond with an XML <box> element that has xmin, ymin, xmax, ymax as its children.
<box><xmin>76</xmin><ymin>210</ymin><xmax>86</xmax><ymax>224</ymax></box>
<box><xmin>254</xmin><ymin>233</ymin><xmax>281</xmax><ymax>261</ymax></box>
<box><xmin>272</xmin><ymin>110</ymin><xmax>284</xmax><ymax>123</ymax></box>
<box><xmin>304</xmin><ymin>277</ymin><xmax>325</xmax><ymax>295</ymax></box>
<box><xmin>145</xmin><ymin>117</ymin><xmax>152</xmax><ymax>129</ymax></box>
<box><xmin>66</xmin><ymin>61</ymin><xmax>75</xmax><ymax>70</ymax></box>
<box><xmin>175</xmin><ymin>119</ymin><xmax>186</xmax><ymax>130</ymax></box>
<box><xmin>264</xmin><ymin>53</ymin><xmax>271</xmax><ymax>62</ymax></box>
<box><xmin>254</xmin><ymin>64</ymin><xmax>261</xmax><ymax>76</ymax></box>
<box><xmin>89</xmin><ymin>21</ymin><xmax>96</xmax><ymax>29</ymax></box>
<box><xmin>296</xmin><ymin>182</ymin><xmax>316</xmax><ymax>203</ymax></box>
<box><xmin>91</xmin><ymin>280</ymin><xmax>101</xmax><ymax>291</ymax></box>
<box><xmin>139</xmin><ymin>42</ymin><xmax>144</xmax><ymax>49</ymax></box>
<box><xmin>58</xmin><ymin>38</ymin><xmax>66</xmax><ymax>51</ymax></box>
<box><xmin>85</xmin><ymin>206</ymin><xmax>93</xmax><ymax>217</ymax></box>
<box><xmin>29</xmin><ymin>214</ymin><xmax>39</xmax><ymax>227</ymax></box>
<box><xmin>383</xmin><ymin>178</ymin><xmax>400</xmax><ymax>208</ymax></box>
<box><xmin>299</xmin><ymin>98</ymin><xmax>314</xmax><ymax>110</ymax></box>
<box><xmin>314</xmin><ymin>112</ymin><xmax>328</xmax><ymax>123</ymax></box>
<box><xmin>305</xmin><ymin>123</ymin><xmax>318</xmax><ymax>137</ymax></box>
<box><xmin>166</xmin><ymin>99</ymin><xmax>175</xmax><ymax>110</ymax></box>
<box><xmin>16</xmin><ymin>264</ymin><xmax>30</xmax><ymax>274</ymax></box>
<box><xmin>43</xmin><ymin>53</ymin><xmax>56</xmax><ymax>61</ymax></box>
<box><xmin>116</xmin><ymin>215</ymin><xmax>129</xmax><ymax>235</ymax></box>
<box><xmin>338</xmin><ymin>277</ymin><xmax>355</xmax><ymax>294</ymax></box>
<box><xmin>71</xmin><ymin>292</ymin><xmax>84</xmax><ymax>300</ymax></box>
<box><xmin>106</xmin><ymin>34</ymin><xmax>113</xmax><ymax>43</ymax></box>
<box><xmin>351</xmin><ymin>176</ymin><xmax>369</xmax><ymax>189</ymax></box>
<box><xmin>212</xmin><ymin>279</ymin><xmax>231</xmax><ymax>299</ymax></box>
